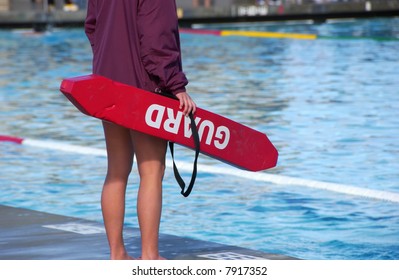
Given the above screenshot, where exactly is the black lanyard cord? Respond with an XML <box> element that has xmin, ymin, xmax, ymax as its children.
<box><xmin>168</xmin><ymin>112</ymin><xmax>200</xmax><ymax>197</ymax></box>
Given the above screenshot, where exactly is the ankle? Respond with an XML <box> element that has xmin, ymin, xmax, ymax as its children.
<box><xmin>110</xmin><ymin>248</ymin><xmax>130</xmax><ymax>260</ymax></box>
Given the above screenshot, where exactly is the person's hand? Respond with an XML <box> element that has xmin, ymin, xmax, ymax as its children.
<box><xmin>175</xmin><ymin>92</ymin><xmax>196</xmax><ymax>117</ymax></box>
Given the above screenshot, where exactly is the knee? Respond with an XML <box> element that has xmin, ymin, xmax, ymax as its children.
<box><xmin>105</xmin><ymin>165</ymin><xmax>132</xmax><ymax>183</ymax></box>
<box><xmin>138</xmin><ymin>161</ymin><xmax>166</xmax><ymax>182</ymax></box>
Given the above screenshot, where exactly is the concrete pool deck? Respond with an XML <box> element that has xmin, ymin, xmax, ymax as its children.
<box><xmin>0</xmin><ymin>205</ymin><xmax>297</xmax><ymax>260</ymax></box>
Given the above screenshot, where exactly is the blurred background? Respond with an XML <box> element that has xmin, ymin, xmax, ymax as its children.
<box><xmin>0</xmin><ymin>0</ymin><xmax>398</xmax><ymax>29</ymax></box>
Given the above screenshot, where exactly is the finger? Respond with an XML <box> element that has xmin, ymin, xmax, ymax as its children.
<box><xmin>180</xmin><ymin>97</ymin><xmax>187</xmax><ymax>115</ymax></box>
<box><xmin>188</xmin><ymin>99</ymin><xmax>196</xmax><ymax>116</ymax></box>
<box><xmin>175</xmin><ymin>92</ymin><xmax>196</xmax><ymax>116</ymax></box>
<box><xmin>184</xmin><ymin>102</ymin><xmax>190</xmax><ymax>117</ymax></box>
<box><xmin>184</xmin><ymin>98</ymin><xmax>191</xmax><ymax>116</ymax></box>
<box><xmin>191</xmin><ymin>101</ymin><xmax>197</xmax><ymax>115</ymax></box>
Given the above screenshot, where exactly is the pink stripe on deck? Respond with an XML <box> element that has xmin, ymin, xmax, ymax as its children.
<box><xmin>0</xmin><ymin>135</ymin><xmax>24</xmax><ymax>144</ymax></box>
<box><xmin>180</xmin><ymin>28</ymin><xmax>222</xmax><ymax>36</ymax></box>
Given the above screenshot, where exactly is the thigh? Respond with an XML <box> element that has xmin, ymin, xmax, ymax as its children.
<box><xmin>102</xmin><ymin>121</ymin><xmax>134</xmax><ymax>178</ymax></box>
<box><xmin>130</xmin><ymin>130</ymin><xmax>167</xmax><ymax>176</ymax></box>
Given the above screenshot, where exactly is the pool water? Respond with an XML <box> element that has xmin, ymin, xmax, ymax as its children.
<box><xmin>1</xmin><ymin>17</ymin><xmax>398</xmax><ymax>260</ymax></box>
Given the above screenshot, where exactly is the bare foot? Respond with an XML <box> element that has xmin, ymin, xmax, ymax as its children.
<box><xmin>138</xmin><ymin>255</ymin><xmax>167</xmax><ymax>260</ymax></box>
<box><xmin>111</xmin><ymin>252</ymin><xmax>136</xmax><ymax>260</ymax></box>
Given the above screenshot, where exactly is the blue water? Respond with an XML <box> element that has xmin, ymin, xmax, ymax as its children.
<box><xmin>1</xmin><ymin>18</ymin><xmax>398</xmax><ymax>260</ymax></box>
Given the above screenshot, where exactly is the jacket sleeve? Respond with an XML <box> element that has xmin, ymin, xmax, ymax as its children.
<box><xmin>84</xmin><ymin>0</ymin><xmax>96</xmax><ymax>48</ymax></box>
<box><xmin>137</xmin><ymin>0</ymin><xmax>188</xmax><ymax>95</ymax></box>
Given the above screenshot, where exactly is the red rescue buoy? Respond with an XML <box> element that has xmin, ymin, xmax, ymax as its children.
<box><xmin>60</xmin><ymin>74</ymin><xmax>278</xmax><ymax>172</ymax></box>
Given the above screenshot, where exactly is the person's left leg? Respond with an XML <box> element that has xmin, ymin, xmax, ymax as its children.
<box><xmin>131</xmin><ymin>130</ymin><xmax>167</xmax><ymax>260</ymax></box>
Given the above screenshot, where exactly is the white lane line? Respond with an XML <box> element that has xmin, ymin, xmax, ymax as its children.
<box><xmin>23</xmin><ymin>138</ymin><xmax>107</xmax><ymax>157</ymax></box>
<box><xmin>2</xmin><ymin>136</ymin><xmax>399</xmax><ymax>204</ymax></box>
<box><xmin>197</xmin><ymin>252</ymin><xmax>266</xmax><ymax>260</ymax></box>
<box><xmin>43</xmin><ymin>223</ymin><xmax>105</xmax><ymax>235</ymax></box>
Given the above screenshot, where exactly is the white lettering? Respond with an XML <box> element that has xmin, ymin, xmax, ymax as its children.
<box><xmin>145</xmin><ymin>104</ymin><xmax>165</xmax><ymax>129</ymax></box>
<box><xmin>164</xmin><ymin>108</ymin><xmax>183</xmax><ymax>134</ymax></box>
<box><xmin>144</xmin><ymin>104</ymin><xmax>231</xmax><ymax>150</ymax></box>
<box><xmin>198</xmin><ymin>120</ymin><xmax>215</xmax><ymax>145</ymax></box>
<box><xmin>214</xmin><ymin>126</ymin><xmax>230</xmax><ymax>149</ymax></box>
<box><xmin>184</xmin><ymin>116</ymin><xmax>201</xmax><ymax>138</ymax></box>
<box><xmin>237</xmin><ymin>5</ymin><xmax>268</xmax><ymax>16</ymax></box>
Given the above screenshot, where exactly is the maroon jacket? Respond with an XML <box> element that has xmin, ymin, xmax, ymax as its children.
<box><xmin>84</xmin><ymin>0</ymin><xmax>188</xmax><ymax>95</ymax></box>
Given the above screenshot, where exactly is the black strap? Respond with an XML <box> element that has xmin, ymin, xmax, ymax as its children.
<box><xmin>168</xmin><ymin>112</ymin><xmax>200</xmax><ymax>197</ymax></box>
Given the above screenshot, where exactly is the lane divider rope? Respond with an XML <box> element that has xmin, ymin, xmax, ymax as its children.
<box><xmin>180</xmin><ymin>28</ymin><xmax>317</xmax><ymax>40</ymax></box>
<box><xmin>180</xmin><ymin>28</ymin><xmax>399</xmax><ymax>41</ymax></box>
<box><xmin>220</xmin><ymin>30</ymin><xmax>317</xmax><ymax>40</ymax></box>
<box><xmin>1</xmin><ymin>135</ymin><xmax>398</xmax><ymax>204</ymax></box>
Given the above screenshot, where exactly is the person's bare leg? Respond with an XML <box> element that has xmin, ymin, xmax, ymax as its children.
<box><xmin>131</xmin><ymin>131</ymin><xmax>167</xmax><ymax>260</ymax></box>
<box><xmin>101</xmin><ymin>121</ymin><xmax>134</xmax><ymax>260</ymax></box>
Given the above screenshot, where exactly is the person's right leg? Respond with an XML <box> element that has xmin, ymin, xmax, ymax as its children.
<box><xmin>101</xmin><ymin>121</ymin><xmax>134</xmax><ymax>260</ymax></box>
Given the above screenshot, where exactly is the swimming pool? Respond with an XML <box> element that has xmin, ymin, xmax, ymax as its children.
<box><xmin>0</xmin><ymin>17</ymin><xmax>398</xmax><ymax>260</ymax></box>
